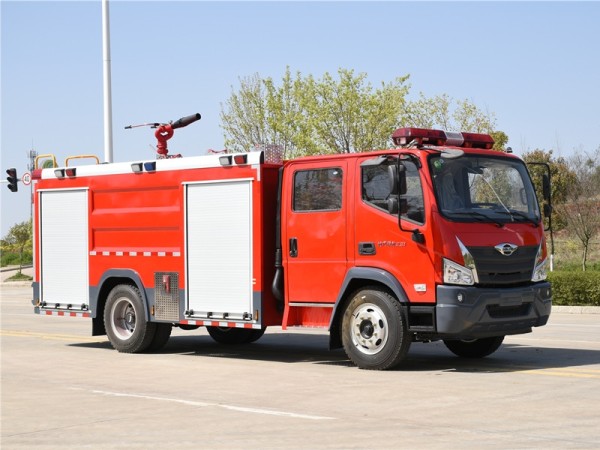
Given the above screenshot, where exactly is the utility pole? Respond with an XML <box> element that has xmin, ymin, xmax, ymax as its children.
<box><xmin>102</xmin><ymin>0</ymin><xmax>114</xmax><ymax>163</ymax></box>
<box><xmin>27</xmin><ymin>148</ymin><xmax>38</xmax><ymax>222</ymax></box>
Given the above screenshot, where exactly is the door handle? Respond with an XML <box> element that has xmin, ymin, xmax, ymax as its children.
<box><xmin>358</xmin><ymin>242</ymin><xmax>376</xmax><ymax>255</ymax></box>
<box><xmin>289</xmin><ymin>237</ymin><xmax>298</xmax><ymax>257</ymax></box>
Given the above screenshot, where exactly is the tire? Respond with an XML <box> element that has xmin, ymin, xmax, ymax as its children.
<box><xmin>341</xmin><ymin>287</ymin><xmax>411</xmax><ymax>370</ymax></box>
<box><xmin>206</xmin><ymin>326</ymin><xmax>253</xmax><ymax>345</ymax></box>
<box><xmin>443</xmin><ymin>336</ymin><xmax>505</xmax><ymax>358</ymax></box>
<box><xmin>246</xmin><ymin>327</ymin><xmax>267</xmax><ymax>343</ymax></box>
<box><xmin>146</xmin><ymin>323</ymin><xmax>172</xmax><ymax>352</ymax></box>
<box><xmin>104</xmin><ymin>284</ymin><xmax>156</xmax><ymax>353</ymax></box>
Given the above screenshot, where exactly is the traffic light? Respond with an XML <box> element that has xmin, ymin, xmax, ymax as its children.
<box><xmin>6</xmin><ymin>168</ymin><xmax>18</xmax><ymax>192</ymax></box>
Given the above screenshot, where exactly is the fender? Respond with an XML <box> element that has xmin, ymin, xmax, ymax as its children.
<box><xmin>328</xmin><ymin>267</ymin><xmax>409</xmax><ymax>349</ymax></box>
<box><xmin>90</xmin><ymin>269</ymin><xmax>151</xmax><ymax>321</ymax></box>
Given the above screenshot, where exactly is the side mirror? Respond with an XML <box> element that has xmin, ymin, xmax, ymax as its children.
<box><xmin>388</xmin><ymin>163</ymin><xmax>407</xmax><ymax>196</ymax></box>
<box><xmin>543</xmin><ymin>203</ymin><xmax>552</xmax><ymax>218</ymax></box>
<box><xmin>542</xmin><ymin>174</ymin><xmax>551</xmax><ymax>201</ymax></box>
<box><xmin>387</xmin><ymin>197</ymin><xmax>398</xmax><ymax>214</ymax></box>
<box><xmin>388</xmin><ymin>165</ymin><xmax>398</xmax><ymax>194</ymax></box>
<box><xmin>399</xmin><ymin>198</ymin><xmax>408</xmax><ymax>215</ymax></box>
<box><xmin>519</xmin><ymin>188</ymin><xmax>527</xmax><ymax>205</ymax></box>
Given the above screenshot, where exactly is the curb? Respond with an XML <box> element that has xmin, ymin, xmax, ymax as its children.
<box><xmin>553</xmin><ymin>305</ymin><xmax>600</xmax><ymax>314</ymax></box>
<box><xmin>1</xmin><ymin>281</ymin><xmax>33</xmax><ymax>287</ymax></box>
<box><xmin>0</xmin><ymin>265</ymin><xmax>33</xmax><ymax>273</ymax></box>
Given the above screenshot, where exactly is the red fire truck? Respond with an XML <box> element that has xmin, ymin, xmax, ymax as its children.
<box><xmin>31</xmin><ymin>121</ymin><xmax>552</xmax><ymax>369</ymax></box>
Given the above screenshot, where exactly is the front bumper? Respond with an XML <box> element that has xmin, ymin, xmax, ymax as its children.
<box><xmin>435</xmin><ymin>282</ymin><xmax>551</xmax><ymax>339</ymax></box>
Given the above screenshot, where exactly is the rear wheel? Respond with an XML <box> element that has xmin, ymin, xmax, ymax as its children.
<box><xmin>246</xmin><ymin>327</ymin><xmax>267</xmax><ymax>343</ymax></box>
<box><xmin>104</xmin><ymin>284</ymin><xmax>156</xmax><ymax>353</ymax></box>
<box><xmin>147</xmin><ymin>323</ymin><xmax>172</xmax><ymax>352</ymax></box>
<box><xmin>206</xmin><ymin>326</ymin><xmax>253</xmax><ymax>345</ymax></box>
<box><xmin>443</xmin><ymin>336</ymin><xmax>505</xmax><ymax>358</ymax></box>
<box><xmin>341</xmin><ymin>287</ymin><xmax>410</xmax><ymax>370</ymax></box>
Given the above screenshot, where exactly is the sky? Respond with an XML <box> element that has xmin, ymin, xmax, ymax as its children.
<box><xmin>1</xmin><ymin>0</ymin><xmax>599</xmax><ymax>236</ymax></box>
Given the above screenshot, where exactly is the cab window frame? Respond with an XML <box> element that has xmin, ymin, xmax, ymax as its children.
<box><xmin>361</xmin><ymin>157</ymin><xmax>426</xmax><ymax>225</ymax></box>
<box><xmin>292</xmin><ymin>167</ymin><xmax>343</xmax><ymax>212</ymax></box>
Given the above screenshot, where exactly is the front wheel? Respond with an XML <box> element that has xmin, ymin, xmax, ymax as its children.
<box><xmin>341</xmin><ymin>287</ymin><xmax>410</xmax><ymax>370</ymax></box>
<box><xmin>443</xmin><ymin>336</ymin><xmax>505</xmax><ymax>358</ymax></box>
<box><xmin>104</xmin><ymin>284</ymin><xmax>156</xmax><ymax>353</ymax></box>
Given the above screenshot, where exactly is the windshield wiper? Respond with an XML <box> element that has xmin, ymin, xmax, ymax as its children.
<box><xmin>495</xmin><ymin>210</ymin><xmax>539</xmax><ymax>227</ymax></box>
<box><xmin>446</xmin><ymin>211</ymin><xmax>504</xmax><ymax>227</ymax></box>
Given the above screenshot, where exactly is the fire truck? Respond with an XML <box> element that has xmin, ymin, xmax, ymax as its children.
<box><xmin>31</xmin><ymin>117</ymin><xmax>552</xmax><ymax>370</ymax></box>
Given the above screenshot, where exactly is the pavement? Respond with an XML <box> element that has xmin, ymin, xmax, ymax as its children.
<box><xmin>2</xmin><ymin>283</ymin><xmax>600</xmax><ymax>449</ymax></box>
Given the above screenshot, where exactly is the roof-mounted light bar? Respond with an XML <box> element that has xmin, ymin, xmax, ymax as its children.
<box><xmin>392</xmin><ymin>127</ymin><xmax>494</xmax><ymax>149</ymax></box>
<box><xmin>392</xmin><ymin>128</ymin><xmax>446</xmax><ymax>146</ymax></box>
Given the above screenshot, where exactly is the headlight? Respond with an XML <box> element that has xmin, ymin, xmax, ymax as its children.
<box><xmin>443</xmin><ymin>258</ymin><xmax>475</xmax><ymax>285</ymax></box>
<box><xmin>532</xmin><ymin>245</ymin><xmax>548</xmax><ymax>282</ymax></box>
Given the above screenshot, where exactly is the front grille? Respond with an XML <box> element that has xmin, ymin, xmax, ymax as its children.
<box><xmin>468</xmin><ymin>245</ymin><xmax>537</xmax><ymax>286</ymax></box>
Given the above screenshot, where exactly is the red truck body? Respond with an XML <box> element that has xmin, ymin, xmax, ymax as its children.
<box><xmin>32</xmin><ymin>128</ymin><xmax>552</xmax><ymax>369</ymax></box>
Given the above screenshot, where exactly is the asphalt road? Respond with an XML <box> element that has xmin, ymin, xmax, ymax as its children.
<box><xmin>1</xmin><ymin>283</ymin><xmax>599</xmax><ymax>449</ymax></box>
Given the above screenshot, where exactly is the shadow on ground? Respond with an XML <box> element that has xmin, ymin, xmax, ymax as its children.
<box><xmin>70</xmin><ymin>331</ymin><xmax>600</xmax><ymax>372</ymax></box>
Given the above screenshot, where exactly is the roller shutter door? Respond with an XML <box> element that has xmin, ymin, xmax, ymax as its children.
<box><xmin>40</xmin><ymin>190</ymin><xmax>89</xmax><ymax>306</ymax></box>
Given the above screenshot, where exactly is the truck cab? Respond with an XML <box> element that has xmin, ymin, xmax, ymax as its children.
<box><xmin>279</xmin><ymin>127</ymin><xmax>551</xmax><ymax>369</ymax></box>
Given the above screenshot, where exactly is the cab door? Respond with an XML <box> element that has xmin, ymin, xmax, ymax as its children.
<box><xmin>282</xmin><ymin>161</ymin><xmax>348</xmax><ymax>303</ymax></box>
<box><xmin>356</xmin><ymin>156</ymin><xmax>435</xmax><ymax>302</ymax></box>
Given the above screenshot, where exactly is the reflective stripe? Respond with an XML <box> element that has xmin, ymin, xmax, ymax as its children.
<box><xmin>181</xmin><ymin>320</ymin><xmax>261</xmax><ymax>329</ymax></box>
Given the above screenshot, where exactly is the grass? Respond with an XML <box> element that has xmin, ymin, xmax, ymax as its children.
<box><xmin>6</xmin><ymin>272</ymin><xmax>33</xmax><ymax>281</ymax></box>
<box><xmin>550</xmin><ymin>232</ymin><xmax>599</xmax><ymax>272</ymax></box>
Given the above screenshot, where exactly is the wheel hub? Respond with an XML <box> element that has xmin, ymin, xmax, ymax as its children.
<box><xmin>111</xmin><ymin>297</ymin><xmax>137</xmax><ymax>340</ymax></box>
<box><xmin>125</xmin><ymin>311</ymin><xmax>135</xmax><ymax>327</ymax></box>
<box><xmin>359</xmin><ymin>321</ymin><xmax>375</xmax><ymax>339</ymax></box>
<box><xmin>350</xmin><ymin>303</ymin><xmax>388</xmax><ymax>355</ymax></box>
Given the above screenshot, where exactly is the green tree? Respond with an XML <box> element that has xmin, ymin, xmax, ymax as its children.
<box><xmin>221</xmin><ymin>68</ymin><xmax>503</xmax><ymax>158</ymax></box>
<box><xmin>403</xmin><ymin>93</ymin><xmax>507</xmax><ymax>150</ymax></box>
<box><xmin>222</xmin><ymin>68</ymin><xmax>410</xmax><ymax>157</ymax></box>
<box><xmin>557</xmin><ymin>146</ymin><xmax>600</xmax><ymax>271</ymax></box>
<box><xmin>299</xmin><ymin>69</ymin><xmax>410</xmax><ymax>154</ymax></box>
<box><xmin>1</xmin><ymin>220</ymin><xmax>32</xmax><ymax>274</ymax></box>
<box><xmin>219</xmin><ymin>73</ymin><xmax>270</xmax><ymax>154</ymax></box>
<box><xmin>489</xmin><ymin>131</ymin><xmax>509</xmax><ymax>151</ymax></box>
<box><xmin>522</xmin><ymin>149</ymin><xmax>578</xmax><ymax>230</ymax></box>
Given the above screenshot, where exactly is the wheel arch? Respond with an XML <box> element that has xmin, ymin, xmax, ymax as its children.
<box><xmin>91</xmin><ymin>269</ymin><xmax>150</xmax><ymax>336</ymax></box>
<box><xmin>328</xmin><ymin>267</ymin><xmax>409</xmax><ymax>349</ymax></box>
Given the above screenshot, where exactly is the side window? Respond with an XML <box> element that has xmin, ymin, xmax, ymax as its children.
<box><xmin>402</xmin><ymin>160</ymin><xmax>425</xmax><ymax>224</ymax></box>
<box><xmin>361</xmin><ymin>159</ymin><xmax>425</xmax><ymax>224</ymax></box>
<box><xmin>362</xmin><ymin>163</ymin><xmax>393</xmax><ymax>211</ymax></box>
<box><xmin>293</xmin><ymin>168</ymin><xmax>343</xmax><ymax>212</ymax></box>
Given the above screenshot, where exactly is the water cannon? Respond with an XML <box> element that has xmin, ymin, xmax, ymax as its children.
<box><xmin>125</xmin><ymin>113</ymin><xmax>201</xmax><ymax>158</ymax></box>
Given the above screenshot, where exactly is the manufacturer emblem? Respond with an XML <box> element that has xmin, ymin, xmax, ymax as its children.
<box><xmin>495</xmin><ymin>243</ymin><xmax>518</xmax><ymax>256</ymax></box>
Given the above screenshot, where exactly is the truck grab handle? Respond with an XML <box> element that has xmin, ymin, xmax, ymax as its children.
<box><xmin>171</xmin><ymin>113</ymin><xmax>201</xmax><ymax>129</ymax></box>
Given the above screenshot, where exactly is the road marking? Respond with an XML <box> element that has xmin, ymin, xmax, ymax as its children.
<box><xmin>508</xmin><ymin>337</ymin><xmax>600</xmax><ymax>346</ymax></box>
<box><xmin>84</xmin><ymin>389</ymin><xmax>335</xmax><ymax>421</ymax></box>
<box><xmin>520</xmin><ymin>369</ymin><xmax>600</xmax><ymax>379</ymax></box>
<box><xmin>0</xmin><ymin>329</ymin><xmax>104</xmax><ymax>342</ymax></box>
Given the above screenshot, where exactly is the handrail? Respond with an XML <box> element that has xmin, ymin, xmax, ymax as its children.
<box><xmin>34</xmin><ymin>154</ymin><xmax>58</xmax><ymax>169</ymax></box>
<box><xmin>65</xmin><ymin>155</ymin><xmax>100</xmax><ymax>167</ymax></box>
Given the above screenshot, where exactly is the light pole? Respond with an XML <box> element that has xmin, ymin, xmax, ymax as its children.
<box><xmin>102</xmin><ymin>0</ymin><xmax>114</xmax><ymax>163</ymax></box>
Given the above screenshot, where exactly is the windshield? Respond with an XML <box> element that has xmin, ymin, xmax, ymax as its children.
<box><xmin>429</xmin><ymin>155</ymin><xmax>540</xmax><ymax>224</ymax></box>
